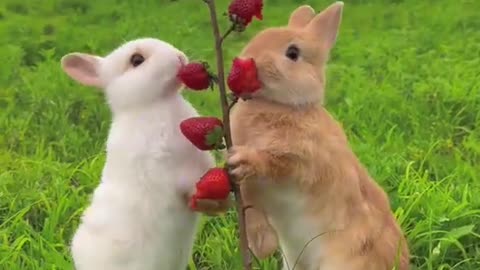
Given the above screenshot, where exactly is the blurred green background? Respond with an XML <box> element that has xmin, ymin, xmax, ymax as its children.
<box><xmin>0</xmin><ymin>0</ymin><xmax>479</xmax><ymax>269</ymax></box>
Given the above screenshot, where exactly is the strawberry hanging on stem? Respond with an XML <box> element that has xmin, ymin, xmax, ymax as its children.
<box><xmin>189</xmin><ymin>168</ymin><xmax>232</xmax><ymax>209</ymax></box>
<box><xmin>177</xmin><ymin>61</ymin><xmax>218</xmax><ymax>91</ymax></box>
<box><xmin>227</xmin><ymin>57</ymin><xmax>261</xmax><ymax>100</ymax></box>
<box><xmin>228</xmin><ymin>0</ymin><xmax>264</xmax><ymax>32</ymax></box>
<box><xmin>176</xmin><ymin>1</ymin><xmax>265</xmax><ymax>269</ymax></box>
<box><xmin>180</xmin><ymin>116</ymin><xmax>225</xmax><ymax>151</ymax></box>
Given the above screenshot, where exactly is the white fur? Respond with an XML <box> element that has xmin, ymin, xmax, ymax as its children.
<box><xmin>61</xmin><ymin>38</ymin><xmax>215</xmax><ymax>270</ymax></box>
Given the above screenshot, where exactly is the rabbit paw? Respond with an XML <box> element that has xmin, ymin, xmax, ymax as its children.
<box><xmin>227</xmin><ymin>146</ymin><xmax>262</xmax><ymax>181</ymax></box>
<box><xmin>190</xmin><ymin>198</ymin><xmax>232</xmax><ymax>216</ymax></box>
<box><xmin>246</xmin><ymin>208</ymin><xmax>279</xmax><ymax>259</ymax></box>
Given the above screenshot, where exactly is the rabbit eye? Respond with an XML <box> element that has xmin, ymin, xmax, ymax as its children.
<box><xmin>285</xmin><ymin>45</ymin><xmax>300</xmax><ymax>61</ymax></box>
<box><xmin>130</xmin><ymin>53</ymin><xmax>145</xmax><ymax>67</ymax></box>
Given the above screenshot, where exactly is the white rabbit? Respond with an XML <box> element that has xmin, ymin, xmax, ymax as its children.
<box><xmin>61</xmin><ymin>38</ymin><xmax>216</xmax><ymax>270</ymax></box>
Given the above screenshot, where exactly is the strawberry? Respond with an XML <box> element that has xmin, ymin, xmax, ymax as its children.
<box><xmin>253</xmin><ymin>0</ymin><xmax>263</xmax><ymax>20</ymax></box>
<box><xmin>180</xmin><ymin>117</ymin><xmax>224</xmax><ymax>151</ymax></box>
<box><xmin>189</xmin><ymin>168</ymin><xmax>231</xmax><ymax>209</ymax></box>
<box><xmin>227</xmin><ymin>57</ymin><xmax>261</xmax><ymax>98</ymax></box>
<box><xmin>177</xmin><ymin>62</ymin><xmax>212</xmax><ymax>90</ymax></box>
<box><xmin>228</xmin><ymin>0</ymin><xmax>263</xmax><ymax>28</ymax></box>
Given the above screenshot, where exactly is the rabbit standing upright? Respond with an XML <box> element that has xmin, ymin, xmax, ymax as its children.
<box><xmin>218</xmin><ymin>2</ymin><xmax>410</xmax><ymax>270</ymax></box>
<box><xmin>61</xmin><ymin>38</ymin><xmax>224</xmax><ymax>270</ymax></box>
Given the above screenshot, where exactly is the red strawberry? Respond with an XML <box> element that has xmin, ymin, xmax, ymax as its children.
<box><xmin>228</xmin><ymin>0</ymin><xmax>263</xmax><ymax>27</ymax></box>
<box><xmin>227</xmin><ymin>57</ymin><xmax>261</xmax><ymax>98</ymax></box>
<box><xmin>180</xmin><ymin>117</ymin><xmax>224</xmax><ymax>151</ymax></box>
<box><xmin>189</xmin><ymin>168</ymin><xmax>231</xmax><ymax>209</ymax></box>
<box><xmin>177</xmin><ymin>62</ymin><xmax>212</xmax><ymax>90</ymax></box>
<box><xmin>253</xmin><ymin>0</ymin><xmax>263</xmax><ymax>20</ymax></box>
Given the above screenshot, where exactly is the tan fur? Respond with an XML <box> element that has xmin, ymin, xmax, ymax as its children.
<box><xmin>226</xmin><ymin>2</ymin><xmax>410</xmax><ymax>270</ymax></box>
<box><xmin>288</xmin><ymin>5</ymin><xmax>316</xmax><ymax>29</ymax></box>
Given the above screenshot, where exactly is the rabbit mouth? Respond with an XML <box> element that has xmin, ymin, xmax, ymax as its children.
<box><xmin>178</xmin><ymin>55</ymin><xmax>188</xmax><ymax>67</ymax></box>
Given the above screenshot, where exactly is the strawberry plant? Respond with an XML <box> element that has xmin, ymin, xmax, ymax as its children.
<box><xmin>177</xmin><ymin>0</ymin><xmax>264</xmax><ymax>269</ymax></box>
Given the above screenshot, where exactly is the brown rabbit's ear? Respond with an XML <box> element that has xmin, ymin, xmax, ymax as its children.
<box><xmin>288</xmin><ymin>5</ymin><xmax>316</xmax><ymax>29</ymax></box>
<box><xmin>61</xmin><ymin>53</ymin><xmax>104</xmax><ymax>89</ymax></box>
<box><xmin>306</xmin><ymin>1</ymin><xmax>344</xmax><ymax>51</ymax></box>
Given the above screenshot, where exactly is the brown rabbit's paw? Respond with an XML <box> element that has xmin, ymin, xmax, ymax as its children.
<box><xmin>227</xmin><ymin>146</ymin><xmax>261</xmax><ymax>181</ymax></box>
<box><xmin>247</xmin><ymin>221</ymin><xmax>279</xmax><ymax>259</ymax></box>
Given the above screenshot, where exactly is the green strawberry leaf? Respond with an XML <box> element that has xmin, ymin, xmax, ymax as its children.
<box><xmin>205</xmin><ymin>126</ymin><xmax>224</xmax><ymax>148</ymax></box>
<box><xmin>201</xmin><ymin>61</ymin><xmax>210</xmax><ymax>69</ymax></box>
<box><xmin>210</xmin><ymin>74</ymin><xmax>219</xmax><ymax>84</ymax></box>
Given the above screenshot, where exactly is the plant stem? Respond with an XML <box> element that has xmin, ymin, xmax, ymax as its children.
<box><xmin>228</xmin><ymin>96</ymin><xmax>239</xmax><ymax>111</ymax></box>
<box><xmin>204</xmin><ymin>0</ymin><xmax>252</xmax><ymax>269</ymax></box>
<box><xmin>204</xmin><ymin>3</ymin><xmax>231</xmax><ymax>146</ymax></box>
<box><xmin>220</xmin><ymin>24</ymin><xmax>235</xmax><ymax>44</ymax></box>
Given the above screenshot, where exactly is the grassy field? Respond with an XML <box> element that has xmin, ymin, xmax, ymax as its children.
<box><xmin>1</xmin><ymin>0</ymin><xmax>479</xmax><ymax>269</ymax></box>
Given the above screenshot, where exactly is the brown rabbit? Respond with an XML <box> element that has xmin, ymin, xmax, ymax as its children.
<box><xmin>225</xmin><ymin>2</ymin><xmax>410</xmax><ymax>270</ymax></box>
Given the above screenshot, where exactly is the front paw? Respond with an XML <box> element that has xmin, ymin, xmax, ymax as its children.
<box><xmin>227</xmin><ymin>146</ymin><xmax>261</xmax><ymax>181</ymax></box>
<box><xmin>245</xmin><ymin>208</ymin><xmax>279</xmax><ymax>259</ymax></box>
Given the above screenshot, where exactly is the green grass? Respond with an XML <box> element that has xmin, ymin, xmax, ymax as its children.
<box><xmin>1</xmin><ymin>0</ymin><xmax>479</xmax><ymax>269</ymax></box>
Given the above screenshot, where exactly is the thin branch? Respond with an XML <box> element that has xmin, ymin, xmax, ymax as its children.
<box><xmin>204</xmin><ymin>0</ymin><xmax>232</xmax><ymax>147</ymax></box>
<box><xmin>291</xmin><ymin>231</ymin><xmax>333</xmax><ymax>270</ymax></box>
<box><xmin>220</xmin><ymin>24</ymin><xmax>235</xmax><ymax>44</ymax></box>
<box><xmin>249</xmin><ymin>247</ymin><xmax>263</xmax><ymax>267</ymax></box>
<box><xmin>228</xmin><ymin>96</ymin><xmax>239</xmax><ymax>111</ymax></box>
<box><xmin>203</xmin><ymin>0</ymin><xmax>252</xmax><ymax>269</ymax></box>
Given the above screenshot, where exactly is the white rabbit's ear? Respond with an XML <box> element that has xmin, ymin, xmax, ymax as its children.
<box><xmin>288</xmin><ymin>5</ymin><xmax>316</xmax><ymax>29</ymax></box>
<box><xmin>306</xmin><ymin>1</ymin><xmax>344</xmax><ymax>51</ymax></box>
<box><xmin>61</xmin><ymin>53</ymin><xmax>104</xmax><ymax>89</ymax></box>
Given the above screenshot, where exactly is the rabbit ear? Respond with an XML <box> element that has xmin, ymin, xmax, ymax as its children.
<box><xmin>288</xmin><ymin>5</ymin><xmax>316</xmax><ymax>29</ymax></box>
<box><xmin>306</xmin><ymin>1</ymin><xmax>344</xmax><ymax>51</ymax></box>
<box><xmin>61</xmin><ymin>53</ymin><xmax>104</xmax><ymax>88</ymax></box>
